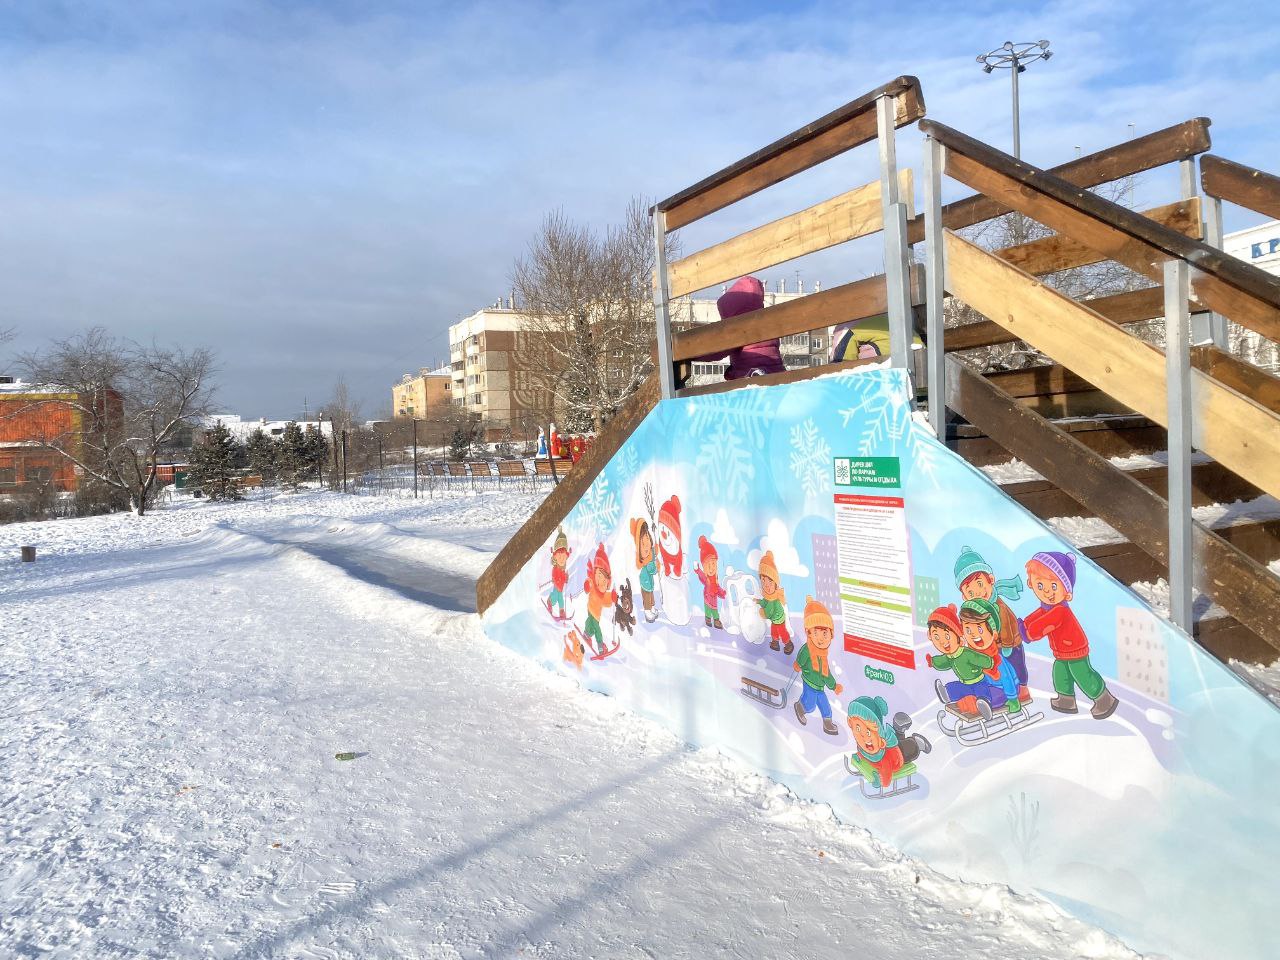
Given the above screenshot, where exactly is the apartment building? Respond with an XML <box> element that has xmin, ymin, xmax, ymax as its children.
<box><xmin>392</xmin><ymin>367</ymin><xmax>452</xmax><ymax>419</ymax></box>
<box><xmin>0</xmin><ymin>376</ymin><xmax>123</xmax><ymax>493</ymax></box>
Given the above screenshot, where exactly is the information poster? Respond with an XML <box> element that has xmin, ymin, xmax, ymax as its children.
<box><xmin>832</xmin><ymin>457</ymin><xmax>915</xmax><ymax>668</ymax></box>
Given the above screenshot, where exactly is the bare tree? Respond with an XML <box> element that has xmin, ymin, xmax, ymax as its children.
<box><xmin>12</xmin><ymin>327</ymin><xmax>216</xmax><ymax>515</ymax></box>
<box><xmin>320</xmin><ymin>376</ymin><xmax>363</xmax><ymax>435</ymax></box>
<box><xmin>512</xmin><ymin>198</ymin><xmax>676</xmax><ymax>432</ymax></box>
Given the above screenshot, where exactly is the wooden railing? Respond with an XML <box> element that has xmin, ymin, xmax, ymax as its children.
<box><xmin>919</xmin><ymin>117</ymin><xmax>1280</xmax><ymax>657</ymax></box>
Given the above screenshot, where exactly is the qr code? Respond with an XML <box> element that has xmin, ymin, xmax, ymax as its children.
<box><xmin>834</xmin><ymin>458</ymin><xmax>851</xmax><ymax>485</ymax></box>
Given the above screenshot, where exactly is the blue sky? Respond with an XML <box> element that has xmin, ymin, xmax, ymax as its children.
<box><xmin>2</xmin><ymin>1</ymin><xmax>1278</xmax><ymax>416</ymax></box>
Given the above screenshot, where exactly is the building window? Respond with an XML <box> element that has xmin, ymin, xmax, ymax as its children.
<box><xmin>0</xmin><ymin>466</ymin><xmax>14</xmax><ymax>485</ymax></box>
<box><xmin>25</xmin><ymin>465</ymin><xmax>53</xmax><ymax>484</ymax></box>
<box><xmin>811</xmin><ymin>336</ymin><xmax>825</xmax><ymax>351</ymax></box>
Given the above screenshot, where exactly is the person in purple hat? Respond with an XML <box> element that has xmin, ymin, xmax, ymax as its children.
<box><xmin>1019</xmin><ymin>550</ymin><xmax>1119</xmax><ymax>720</ymax></box>
<box><xmin>693</xmin><ymin>276</ymin><xmax>785</xmax><ymax>380</ymax></box>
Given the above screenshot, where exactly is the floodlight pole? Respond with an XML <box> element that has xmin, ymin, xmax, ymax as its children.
<box><xmin>978</xmin><ymin>40</ymin><xmax>1053</xmax><ymax>161</ymax></box>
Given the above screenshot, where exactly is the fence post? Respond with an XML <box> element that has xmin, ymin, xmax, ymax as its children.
<box><xmin>412</xmin><ymin>418</ymin><xmax>419</xmax><ymax>498</ymax></box>
<box><xmin>1164</xmin><ymin>259</ymin><xmax>1194</xmax><ymax>632</ymax></box>
<box><xmin>652</xmin><ymin>209</ymin><xmax>677</xmax><ymax>399</ymax></box>
<box><xmin>923</xmin><ymin>135</ymin><xmax>947</xmax><ymax>439</ymax></box>
<box><xmin>876</xmin><ymin>93</ymin><xmax>914</xmax><ymax>374</ymax></box>
<box><xmin>341</xmin><ymin>429</ymin><xmax>348</xmax><ymax>494</ymax></box>
<box><xmin>1200</xmin><ymin>192</ymin><xmax>1230</xmax><ymax>349</ymax></box>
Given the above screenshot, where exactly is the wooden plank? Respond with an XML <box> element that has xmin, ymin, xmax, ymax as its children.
<box><xmin>945</xmin><ymin>357</ymin><xmax>1280</xmax><ymax>657</ymax></box>
<box><xmin>476</xmin><ymin>374</ymin><xmax>661</xmax><ymax>614</ymax></box>
<box><xmin>672</xmin><ymin>270</ymin><xmax>920</xmax><ymax>363</ymax></box>
<box><xmin>946</xmin><ymin>230</ymin><xmax>1280</xmax><ymax>500</ymax></box>
<box><xmin>986</xmin><ymin>364</ymin><xmax>1097</xmax><ymax>398</ymax></box>
<box><xmin>906</xmin><ymin>118</ymin><xmax>1212</xmax><ymax>243</ymax></box>
<box><xmin>950</xmin><ymin>414</ymin><xmax>1167</xmax><ymax>467</ymax></box>
<box><xmin>997</xmin><ymin>199</ymin><xmax>1201</xmax><ymax>276</ymax></box>
<box><xmin>1004</xmin><ymin>461</ymin><xmax>1264</xmax><ymax>520</ymax></box>
<box><xmin>657</xmin><ymin>76</ymin><xmax>924</xmax><ymax>231</ymax></box>
<box><xmin>1200</xmin><ymin>154</ymin><xmax>1280</xmax><ymax>221</ymax></box>
<box><xmin>667</xmin><ymin>172</ymin><xmax>910</xmax><ymax>298</ymax></box>
<box><xmin>679</xmin><ymin>355</ymin><xmax>882</xmax><ymax>398</ymax></box>
<box><xmin>1084</xmin><ymin>518</ymin><xmax>1280</xmax><ymax>591</ymax></box>
<box><xmin>1191</xmin><ymin>344</ymin><xmax>1280</xmax><ymax>416</ymax></box>
<box><xmin>945</xmin><ymin>286</ymin><xmax>1170</xmax><ymax>352</ymax></box>
<box><xmin>1194</xmin><ymin>616</ymin><xmax>1280</xmax><ymax>665</ymax></box>
<box><xmin>927</xmin><ymin>121</ymin><xmax>1280</xmax><ymax>343</ymax></box>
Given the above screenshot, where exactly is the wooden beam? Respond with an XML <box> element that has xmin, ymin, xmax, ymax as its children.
<box><xmin>945</xmin><ymin>230</ymin><xmax>1280</xmax><ymax>501</ymax></box>
<box><xmin>679</xmin><ymin>355</ymin><xmax>882</xmax><ymax>397</ymax></box>
<box><xmin>906</xmin><ymin>118</ymin><xmax>1212</xmax><ymax>243</ymax></box>
<box><xmin>926</xmin><ymin>119</ymin><xmax>1280</xmax><ymax>343</ymax></box>
<box><xmin>950</xmin><ymin>415</ymin><xmax>1167</xmax><ymax>467</ymax></box>
<box><xmin>672</xmin><ymin>270</ymin><xmax>923</xmax><ymax>363</ymax></box>
<box><xmin>668</xmin><ymin>172</ymin><xmax>910</xmax><ymax>298</ymax></box>
<box><xmin>1082</xmin><ymin>518</ymin><xmax>1280</xmax><ymax>594</ymax></box>
<box><xmin>997</xmin><ymin>199</ymin><xmax>1201</xmax><ymax>276</ymax></box>
<box><xmin>656</xmin><ymin>76</ymin><xmax>924</xmax><ymax>231</ymax></box>
<box><xmin>1200</xmin><ymin>154</ymin><xmax>1280</xmax><ymax>221</ymax></box>
<box><xmin>476</xmin><ymin>373</ymin><xmax>662</xmax><ymax>615</ymax></box>
<box><xmin>1191</xmin><ymin>344</ymin><xmax>1280</xmax><ymax>416</ymax></box>
<box><xmin>946</xmin><ymin>357</ymin><xmax>1280</xmax><ymax>658</ymax></box>
<box><xmin>944</xmin><ymin>286</ymin><xmax>1171</xmax><ymax>352</ymax></box>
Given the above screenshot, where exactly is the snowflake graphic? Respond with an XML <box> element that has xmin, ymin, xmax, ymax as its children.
<box><xmin>789</xmin><ymin>418</ymin><xmax>832</xmax><ymax>500</ymax></box>
<box><xmin>696</xmin><ymin>421</ymin><xmax>755</xmax><ymax>505</ymax></box>
<box><xmin>837</xmin><ymin>373</ymin><xmax>941</xmax><ymax>487</ymax></box>
<box><xmin>570</xmin><ymin>473</ymin><xmax>621</xmax><ymax>545</ymax></box>
<box><xmin>613</xmin><ymin>444</ymin><xmax>641</xmax><ymax>490</ymax></box>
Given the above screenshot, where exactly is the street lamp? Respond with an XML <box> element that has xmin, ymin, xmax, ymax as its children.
<box><xmin>977</xmin><ymin>40</ymin><xmax>1052</xmax><ymax>159</ymax></box>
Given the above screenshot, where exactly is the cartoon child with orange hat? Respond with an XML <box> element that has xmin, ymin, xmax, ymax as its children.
<box><xmin>582</xmin><ymin>543</ymin><xmax>618</xmax><ymax>656</ymax></box>
<box><xmin>695</xmin><ymin>536</ymin><xmax>727</xmax><ymax>629</ymax></box>
<box><xmin>755</xmin><ymin>550</ymin><xmax>791</xmax><ymax>654</ymax></box>
<box><xmin>792</xmin><ymin>596</ymin><xmax>842</xmax><ymax>736</ymax></box>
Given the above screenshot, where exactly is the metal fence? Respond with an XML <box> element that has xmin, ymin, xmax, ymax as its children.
<box><xmin>345</xmin><ymin>459</ymin><xmax>560</xmax><ymax>499</ymax></box>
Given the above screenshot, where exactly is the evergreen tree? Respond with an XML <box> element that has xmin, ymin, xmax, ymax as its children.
<box><xmin>303</xmin><ymin>427</ymin><xmax>329</xmax><ymax>484</ymax></box>
<box><xmin>275</xmin><ymin>422</ymin><xmax>308</xmax><ymax>490</ymax></box>
<box><xmin>245</xmin><ymin>428</ymin><xmax>279</xmax><ymax>487</ymax></box>
<box><xmin>449</xmin><ymin>426</ymin><xmax>472</xmax><ymax>462</ymax></box>
<box><xmin>188</xmin><ymin>422</ymin><xmax>244</xmax><ymax>500</ymax></box>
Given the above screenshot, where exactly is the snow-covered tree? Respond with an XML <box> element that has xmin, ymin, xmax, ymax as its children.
<box><xmin>245</xmin><ymin>428</ymin><xmax>279</xmax><ymax>487</ymax></box>
<box><xmin>187</xmin><ymin>421</ymin><xmax>244</xmax><ymax>500</ymax></box>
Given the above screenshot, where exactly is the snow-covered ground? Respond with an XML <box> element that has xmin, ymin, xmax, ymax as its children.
<box><xmin>0</xmin><ymin>490</ymin><xmax>1188</xmax><ymax>958</ymax></box>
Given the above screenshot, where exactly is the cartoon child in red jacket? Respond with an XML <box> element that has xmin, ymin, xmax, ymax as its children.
<box><xmin>1019</xmin><ymin>550</ymin><xmax>1119</xmax><ymax>719</ymax></box>
<box><xmin>695</xmin><ymin>536</ymin><xmax>727</xmax><ymax>629</ymax></box>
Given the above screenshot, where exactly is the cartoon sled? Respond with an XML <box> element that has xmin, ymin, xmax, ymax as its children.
<box><xmin>722</xmin><ymin>567</ymin><xmax>766</xmax><ymax>644</ymax></box>
<box><xmin>740</xmin><ymin>671</ymin><xmax>798</xmax><ymax>709</ymax></box>
<box><xmin>934</xmin><ymin>679</ymin><xmax>1043</xmax><ymax>747</ymax></box>
<box><xmin>844</xmin><ymin>753</ymin><xmax>920</xmax><ymax>800</ymax></box>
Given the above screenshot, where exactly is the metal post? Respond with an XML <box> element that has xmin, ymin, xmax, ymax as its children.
<box><xmin>1164</xmin><ymin>259</ymin><xmax>1194</xmax><ymax>632</ymax></box>
<box><xmin>652</xmin><ymin>210</ymin><xmax>677</xmax><ymax>399</ymax></box>
<box><xmin>876</xmin><ymin>94</ymin><xmax>913</xmax><ymax>373</ymax></box>
<box><xmin>923</xmin><ymin>136</ymin><xmax>947</xmax><ymax>438</ymax></box>
<box><xmin>1202</xmin><ymin>193</ymin><xmax>1230</xmax><ymax>348</ymax></box>
<box><xmin>1180</xmin><ymin>157</ymin><xmax>1216</xmax><ymax>347</ymax></box>
<box><xmin>1010</xmin><ymin>53</ymin><xmax>1021</xmax><ymax>159</ymax></box>
<box><xmin>412</xmin><ymin>418</ymin><xmax>418</xmax><ymax>498</ymax></box>
<box><xmin>340</xmin><ymin>429</ymin><xmax>348</xmax><ymax>494</ymax></box>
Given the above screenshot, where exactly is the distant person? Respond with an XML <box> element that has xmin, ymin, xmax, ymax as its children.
<box><xmin>694</xmin><ymin>276</ymin><xmax>785</xmax><ymax>380</ymax></box>
<box><xmin>830</xmin><ymin>311</ymin><xmax>923</xmax><ymax>362</ymax></box>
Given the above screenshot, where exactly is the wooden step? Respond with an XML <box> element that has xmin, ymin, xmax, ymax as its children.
<box><xmin>1003</xmin><ymin>461</ymin><xmax>1265</xmax><ymax>520</ymax></box>
<box><xmin>1194</xmin><ymin>616</ymin><xmax>1280</xmax><ymax>665</ymax></box>
<box><xmin>982</xmin><ymin>364</ymin><xmax>1132</xmax><ymax>418</ymax></box>
<box><xmin>1082</xmin><ymin>518</ymin><xmax>1280</xmax><ymax>585</ymax></box>
<box><xmin>949</xmin><ymin>414</ymin><xmax>1167</xmax><ymax>467</ymax></box>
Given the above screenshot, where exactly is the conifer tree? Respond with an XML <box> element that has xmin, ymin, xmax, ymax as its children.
<box><xmin>245</xmin><ymin>428</ymin><xmax>279</xmax><ymax>487</ymax></box>
<box><xmin>188</xmin><ymin>422</ymin><xmax>244</xmax><ymax>500</ymax></box>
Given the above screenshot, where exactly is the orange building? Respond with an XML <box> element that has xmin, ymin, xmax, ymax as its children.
<box><xmin>0</xmin><ymin>377</ymin><xmax>121</xmax><ymax>493</ymax></box>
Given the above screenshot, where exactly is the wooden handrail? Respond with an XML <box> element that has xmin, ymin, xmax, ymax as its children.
<box><xmin>923</xmin><ymin>119</ymin><xmax>1280</xmax><ymax>344</ymax></box>
<box><xmin>679</xmin><ymin>355</ymin><xmax>884</xmax><ymax>397</ymax></box>
<box><xmin>945</xmin><ymin>230</ymin><xmax>1280</xmax><ymax>501</ymax></box>
<box><xmin>1200</xmin><ymin>154</ymin><xmax>1280</xmax><ymax>221</ymax></box>
<box><xmin>654</xmin><ymin>76</ymin><xmax>924</xmax><ymax>231</ymax></box>
<box><xmin>476</xmin><ymin>373</ymin><xmax>662</xmax><ymax>615</ymax></box>
<box><xmin>668</xmin><ymin>173</ymin><xmax>910</xmax><ymax>298</ymax></box>
<box><xmin>670</xmin><ymin>270</ymin><xmax>920</xmax><ymax>363</ymax></box>
<box><xmin>906</xmin><ymin>117</ymin><xmax>1212</xmax><ymax>243</ymax></box>
<box><xmin>1190</xmin><ymin>344</ymin><xmax>1280</xmax><ymax>416</ymax></box>
<box><xmin>946</xmin><ymin>356</ymin><xmax>1280</xmax><ymax>658</ymax></box>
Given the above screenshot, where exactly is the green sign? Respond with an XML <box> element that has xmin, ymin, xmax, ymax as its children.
<box><xmin>834</xmin><ymin>456</ymin><xmax>901</xmax><ymax>488</ymax></box>
<box><xmin>864</xmin><ymin>665</ymin><xmax>895</xmax><ymax>686</ymax></box>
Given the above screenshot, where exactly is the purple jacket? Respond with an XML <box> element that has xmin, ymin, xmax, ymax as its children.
<box><xmin>693</xmin><ymin>276</ymin><xmax>786</xmax><ymax>380</ymax></box>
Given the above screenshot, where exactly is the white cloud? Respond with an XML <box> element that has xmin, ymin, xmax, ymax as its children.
<box><xmin>710</xmin><ymin>507</ymin><xmax>738</xmax><ymax>546</ymax></box>
<box><xmin>747</xmin><ymin>518</ymin><xmax>809</xmax><ymax>578</ymax></box>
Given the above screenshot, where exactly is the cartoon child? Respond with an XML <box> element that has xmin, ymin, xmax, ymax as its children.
<box><xmin>755</xmin><ymin>550</ymin><xmax>791</xmax><ymax>655</ymax></box>
<box><xmin>958</xmin><ymin>598</ymin><xmax>1021</xmax><ymax>715</ymax></box>
<box><xmin>695</xmin><ymin>536</ymin><xmax>727</xmax><ymax>629</ymax></box>
<box><xmin>630</xmin><ymin>517</ymin><xmax>659</xmax><ymax>623</ymax></box>
<box><xmin>926</xmin><ymin>603</ymin><xmax>995</xmax><ymax>719</ymax></box>
<box><xmin>582</xmin><ymin>543</ymin><xmax>618</xmax><ymax>656</ymax></box>
<box><xmin>1020</xmin><ymin>551</ymin><xmax>1119</xmax><ymax>719</ymax></box>
<box><xmin>792</xmin><ymin>597</ymin><xmax>841</xmax><ymax>735</ymax></box>
<box><xmin>656</xmin><ymin>495</ymin><xmax>683</xmax><ymax>577</ymax></box>
<box><xmin>546</xmin><ymin>527</ymin><xmax>571</xmax><ymax>620</ymax></box>
<box><xmin>846</xmin><ymin>696</ymin><xmax>931</xmax><ymax>788</ymax></box>
<box><xmin>955</xmin><ymin>545</ymin><xmax>1030</xmax><ymax>703</ymax></box>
